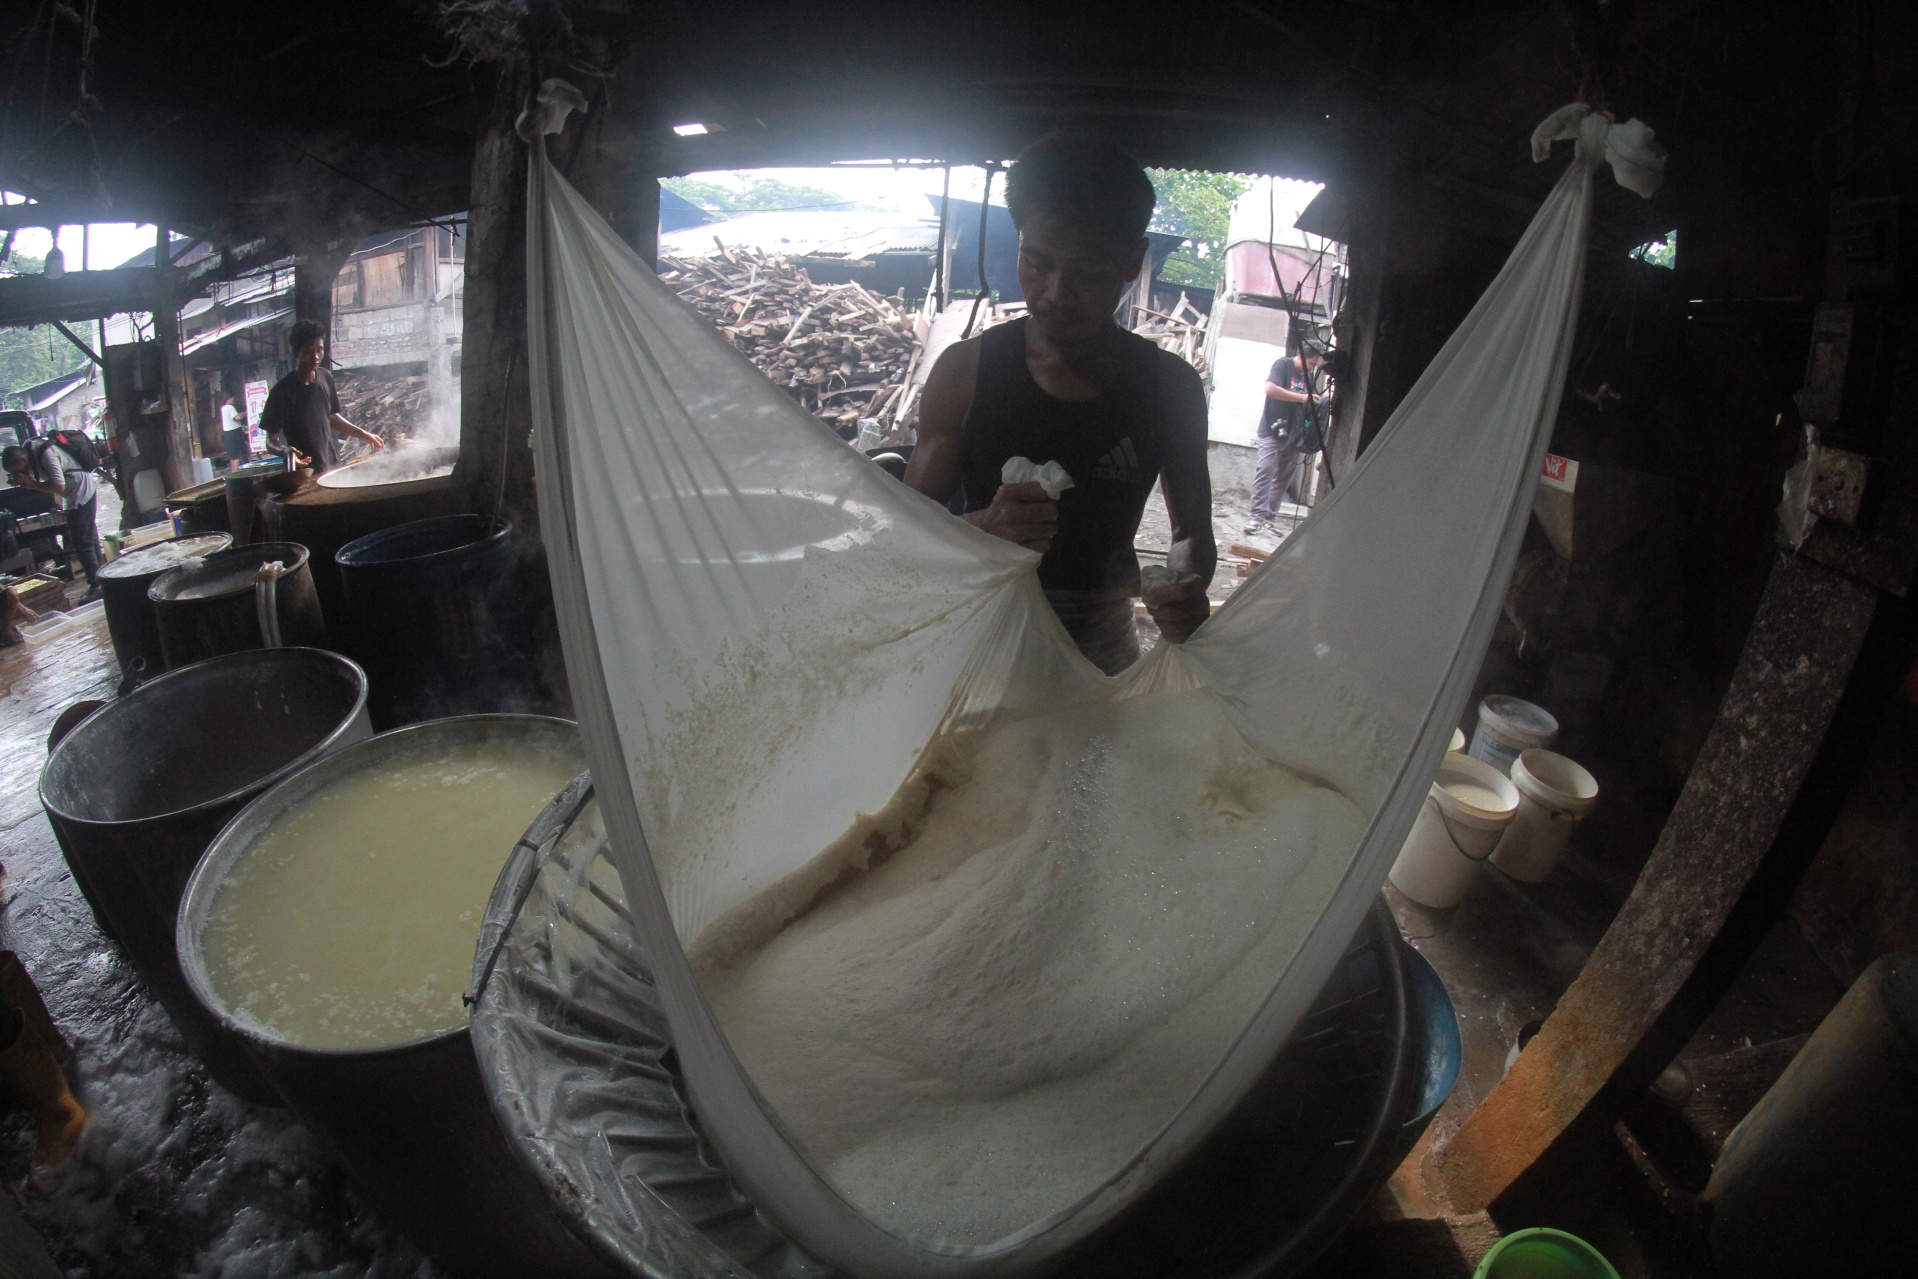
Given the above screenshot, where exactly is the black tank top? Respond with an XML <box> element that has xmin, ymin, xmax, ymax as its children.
<box><xmin>959</xmin><ymin>318</ymin><xmax>1187</xmax><ymax>594</ymax></box>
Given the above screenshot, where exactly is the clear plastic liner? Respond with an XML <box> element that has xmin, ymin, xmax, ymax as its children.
<box><xmin>470</xmin><ymin>780</ymin><xmax>829</xmax><ymax>1279</ymax></box>
<box><xmin>521</xmin><ymin>80</ymin><xmax>1659</xmax><ymax>1278</ymax></box>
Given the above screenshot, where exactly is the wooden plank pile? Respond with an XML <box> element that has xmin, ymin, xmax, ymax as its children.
<box><xmin>660</xmin><ymin>245</ymin><xmax>923</xmax><ymax>437</ymax></box>
<box><xmin>1132</xmin><ymin>292</ymin><xmax>1210</xmax><ymax>380</ymax></box>
<box><xmin>334</xmin><ymin>367</ymin><xmax>430</xmax><ymax>444</ymax></box>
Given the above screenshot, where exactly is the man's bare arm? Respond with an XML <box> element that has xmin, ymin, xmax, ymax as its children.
<box><xmin>1147</xmin><ymin>368</ymin><xmax>1217</xmax><ymax>642</ymax></box>
<box><xmin>904</xmin><ymin>340</ymin><xmax>980</xmax><ymax>504</ymax></box>
<box><xmin>905</xmin><ymin>339</ymin><xmax>1058</xmax><ymax>552</ymax></box>
<box><xmin>1265</xmin><ymin>380</ymin><xmax>1309</xmax><ymax>403</ymax></box>
<box><xmin>329</xmin><ymin>412</ymin><xmax>385</xmax><ymax>451</ymax></box>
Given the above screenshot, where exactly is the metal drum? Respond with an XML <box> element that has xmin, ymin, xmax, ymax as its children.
<box><xmin>224</xmin><ymin>457</ymin><xmax>296</xmax><ymax>547</ymax></box>
<box><xmin>468</xmin><ymin>783</ymin><xmax>1462</xmax><ymax>1279</ymax></box>
<box><xmin>149</xmin><ymin>541</ymin><xmax>327</xmax><ymax>669</ymax></box>
<box><xmin>38</xmin><ymin>648</ymin><xmax>371</xmax><ymax>1104</ymax></box>
<box><xmin>166</xmin><ymin>478</ymin><xmax>231</xmax><ymax>536</ymax></box>
<box><xmin>176</xmin><ymin>715</ymin><xmax>615</xmax><ymax>1279</ymax></box>
<box><xmin>97</xmin><ymin>533</ymin><xmax>232</xmax><ymax>671</ymax></box>
<box><xmin>266</xmin><ymin>458</ymin><xmax>463</xmax><ymax>644</ymax></box>
<box><xmin>335</xmin><ymin>514</ymin><xmax>534</xmax><ymax>729</ymax></box>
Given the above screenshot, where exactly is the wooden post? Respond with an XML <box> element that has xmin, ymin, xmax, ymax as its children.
<box><xmin>1331</xmin><ymin>162</ymin><xmax>1392</xmax><ymax>477</ymax></box>
<box><xmin>151</xmin><ymin>227</ymin><xmax>197</xmax><ymax>492</ymax></box>
<box><xmin>457</xmin><ymin>67</ymin><xmax>534</xmax><ymax>527</ymax></box>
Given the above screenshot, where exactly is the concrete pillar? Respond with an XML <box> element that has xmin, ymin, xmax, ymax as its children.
<box><xmin>294</xmin><ymin>240</ymin><xmax>353</xmax><ymax>352</ymax></box>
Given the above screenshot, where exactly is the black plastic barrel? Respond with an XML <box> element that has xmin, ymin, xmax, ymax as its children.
<box><xmin>150</xmin><ymin>541</ymin><xmax>327</xmax><ymax>670</ymax></box>
<box><xmin>335</xmin><ymin>514</ymin><xmax>534</xmax><ymax>729</ymax></box>
<box><xmin>176</xmin><ymin>715</ymin><xmax>614</xmax><ymax>1279</ymax></box>
<box><xmin>38</xmin><ymin>648</ymin><xmax>371</xmax><ymax>1104</ymax></box>
<box><xmin>98</xmin><ymin>533</ymin><xmax>233</xmax><ymax>671</ymax></box>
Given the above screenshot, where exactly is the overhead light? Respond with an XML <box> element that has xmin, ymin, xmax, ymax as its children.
<box><xmin>672</xmin><ymin>123</ymin><xmax>709</xmax><ymax>137</ymax></box>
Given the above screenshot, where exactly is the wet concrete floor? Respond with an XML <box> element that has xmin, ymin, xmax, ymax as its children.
<box><xmin>0</xmin><ymin>597</ymin><xmax>437</xmax><ymax>1277</ymax></box>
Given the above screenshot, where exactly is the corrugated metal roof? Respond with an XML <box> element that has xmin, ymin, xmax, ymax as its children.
<box><xmin>25</xmin><ymin>373</ymin><xmax>90</xmax><ymax>411</ymax></box>
<box><xmin>180</xmin><ymin>306</ymin><xmax>291</xmax><ymax>355</ymax></box>
<box><xmin>659</xmin><ymin>210</ymin><xmax>940</xmax><ymax>261</ymax></box>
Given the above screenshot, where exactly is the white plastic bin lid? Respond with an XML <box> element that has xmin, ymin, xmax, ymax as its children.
<box><xmin>1479</xmin><ymin>695</ymin><xmax>1560</xmax><ymax>746</ymax></box>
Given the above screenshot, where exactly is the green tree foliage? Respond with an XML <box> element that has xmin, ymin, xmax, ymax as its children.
<box><xmin>0</xmin><ymin>250</ymin><xmax>90</xmax><ymax>399</ymax></box>
<box><xmin>664</xmin><ymin>176</ymin><xmax>867</xmax><ymax>215</ymax></box>
<box><xmin>1148</xmin><ymin>169</ymin><xmax>1253</xmax><ymax>291</ymax></box>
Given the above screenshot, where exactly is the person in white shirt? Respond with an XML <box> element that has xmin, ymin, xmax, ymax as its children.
<box><xmin>219</xmin><ymin>394</ymin><xmax>250</xmax><ymax>470</ymax></box>
<box><xmin>3</xmin><ymin>439</ymin><xmax>103</xmax><ymax>601</ymax></box>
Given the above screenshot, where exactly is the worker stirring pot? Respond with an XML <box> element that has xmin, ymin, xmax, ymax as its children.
<box><xmin>260</xmin><ymin>319</ymin><xmax>386</xmax><ymax>476</ymax></box>
<box><xmin>906</xmin><ymin>132</ymin><xmax>1216</xmax><ymax>674</ymax></box>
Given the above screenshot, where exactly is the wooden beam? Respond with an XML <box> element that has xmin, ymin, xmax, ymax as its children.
<box><xmin>1440</xmin><ymin>552</ymin><xmax>1880</xmax><ymax>1212</ymax></box>
<box><xmin>50</xmin><ymin>321</ymin><xmax>102</xmax><ymax>368</ymax></box>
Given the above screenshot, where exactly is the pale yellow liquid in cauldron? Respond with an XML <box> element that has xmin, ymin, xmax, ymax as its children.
<box><xmin>201</xmin><ymin>737</ymin><xmax>581</xmax><ymax>1049</ymax></box>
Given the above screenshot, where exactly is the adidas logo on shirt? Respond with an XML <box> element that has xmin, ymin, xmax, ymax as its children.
<box><xmin>1092</xmin><ymin>436</ymin><xmax>1144</xmax><ymax>481</ymax></box>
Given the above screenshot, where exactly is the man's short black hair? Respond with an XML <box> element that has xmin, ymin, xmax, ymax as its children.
<box><xmin>2</xmin><ymin>445</ymin><xmax>29</xmax><ymax>473</ymax></box>
<box><xmin>1298</xmin><ymin>338</ymin><xmax>1329</xmax><ymax>359</ymax></box>
<box><xmin>1005</xmin><ymin>131</ymin><xmax>1157</xmax><ymax>247</ymax></box>
<box><xmin>289</xmin><ymin>318</ymin><xmax>328</xmax><ymax>353</ymax></box>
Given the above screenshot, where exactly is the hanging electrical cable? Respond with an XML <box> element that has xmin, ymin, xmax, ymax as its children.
<box><xmin>961</xmin><ymin>162</ymin><xmax>999</xmax><ymax>339</ymax></box>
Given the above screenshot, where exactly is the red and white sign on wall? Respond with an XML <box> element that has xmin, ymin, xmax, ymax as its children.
<box><xmin>244</xmin><ymin>379</ymin><xmax>271</xmax><ymax>453</ymax></box>
<box><xmin>1540</xmin><ymin>452</ymin><xmax>1579</xmax><ymax>492</ymax></box>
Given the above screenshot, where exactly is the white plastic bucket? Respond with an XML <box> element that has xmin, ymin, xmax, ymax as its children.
<box><xmin>1490</xmin><ymin>749</ymin><xmax>1599</xmax><ymax>883</ymax></box>
<box><xmin>1389</xmin><ymin>754</ymin><xmax>1520</xmax><ymax>908</ymax></box>
<box><xmin>1468</xmin><ymin>695</ymin><xmax>1559</xmax><ymax>775</ymax></box>
<box><xmin>1450</xmin><ymin>727</ymin><xmax>1466</xmax><ymax>753</ymax></box>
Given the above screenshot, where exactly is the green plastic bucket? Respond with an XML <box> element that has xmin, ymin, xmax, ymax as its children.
<box><xmin>1472</xmin><ymin>1228</ymin><xmax>1621</xmax><ymax>1279</ymax></box>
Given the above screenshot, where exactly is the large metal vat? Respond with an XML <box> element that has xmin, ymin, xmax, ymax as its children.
<box><xmin>38</xmin><ymin>648</ymin><xmax>371</xmax><ymax>1104</ymax></box>
<box><xmin>166</xmin><ymin>478</ymin><xmax>232</xmax><ymax>536</ymax></box>
<box><xmin>335</xmin><ymin>514</ymin><xmax>534</xmax><ymax>729</ymax></box>
<box><xmin>149</xmin><ymin>541</ymin><xmax>327</xmax><ymax>669</ymax></box>
<box><xmin>468</xmin><ymin>784</ymin><xmax>1462</xmax><ymax>1279</ymax></box>
<box><xmin>265</xmin><ymin>460</ymin><xmax>462</xmax><ymax>638</ymax></box>
<box><xmin>97</xmin><ymin>533</ymin><xmax>232</xmax><ymax>671</ymax></box>
<box><xmin>175</xmin><ymin>714</ymin><xmax>615</xmax><ymax>1279</ymax></box>
<box><xmin>317</xmin><ymin>443</ymin><xmax>459</xmax><ymax>491</ymax></box>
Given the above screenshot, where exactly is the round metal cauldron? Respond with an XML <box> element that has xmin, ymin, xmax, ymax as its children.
<box><xmin>38</xmin><ymin>648</ymin><xmax>371</xmax><ymax>1104</ymax></box>
<box><xmin>175</xmin><ymin>714</ymin><xmax>613</xmax><ymax>1279</ymax></box>
<box><xmin>335</xmin><ymin>514</ymin><xmax>534</xmax><ymax>729</ymax></box>
<box><xmin>149</xmin><ymin>541</ymin><xmax>327</xmax><ymax>670</ymax></box>
<box><xmin>97</xmin><ymin>533</ymin><xmax>232</xmax><ymax>672</ymax></box>
<box><xmin>265</xmin><ymin>462</ymin><xmax>463</xmax><ymax>641</ymax></box>
<box><xmin>467</xmin><ymin>785</ymin><xmax>1463</xmax><ymax>1279</ymax></box>
<box><xmin>318</xmin><ymin>443</ymin><xmax>459</xmax><ymax>491</ymax></box>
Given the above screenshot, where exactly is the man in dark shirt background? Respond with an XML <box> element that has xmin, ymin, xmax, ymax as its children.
<box><xmin>261</xmin><ymin>319</ymin><xmax>384</xmax><ymax>474</ymax></box>
<box><xmin>1245</xmin><ymin>338</ymin><xmax>1328</xmax><ymax>536</ymax></box>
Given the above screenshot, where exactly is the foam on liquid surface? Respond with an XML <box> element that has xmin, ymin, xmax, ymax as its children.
<box><xmin>202</xmin><ymin>736</ymin><xmax>580</xmax><ymax>1049</ymax></box>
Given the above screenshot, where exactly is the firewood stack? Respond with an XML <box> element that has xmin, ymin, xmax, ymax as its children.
<box><xmin>333</xmin><ymin>368</ymin><xmax>430</xmax><ymax>444</ymax></box>
<box><xmin>1130</xmin><ymin>292</ymin><xmax>1210</xmax><ymax>379</ymax></box>
<box><xmin>660</xmin><ymin>246</ymin><xmax>924</xmax><ymax>438</ymax></box>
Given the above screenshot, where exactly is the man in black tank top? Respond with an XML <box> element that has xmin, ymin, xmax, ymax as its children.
<box><xmin>906</xmin><ymin>133</ymin><xmax>1215</xmax><ymax>674</ymax></box>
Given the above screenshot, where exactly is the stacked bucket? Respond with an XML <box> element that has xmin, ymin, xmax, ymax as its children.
<box><xmin>1389</xmin><ymin>695</ymin><xmax>1600</xmax><ymax>908</ymax></box>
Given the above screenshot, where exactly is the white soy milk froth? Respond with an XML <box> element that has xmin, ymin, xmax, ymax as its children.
<box><xmin>699</xmin><ymin>687</ymin><xmax>1365</xmax><ymax>1245</ymax></box>
<box><xmin>202</xmin><ymin>735</ymin><xmax>582</xmax><ymax>1050</ymax></box>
